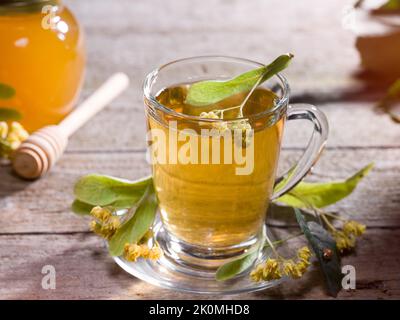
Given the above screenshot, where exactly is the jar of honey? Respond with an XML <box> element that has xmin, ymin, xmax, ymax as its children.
<box><xmin>0</xmin><ymin>0</ymin><xmax>86</xmax><ymax>132</ymax></box>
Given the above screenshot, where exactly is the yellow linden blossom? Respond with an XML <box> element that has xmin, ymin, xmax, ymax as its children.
<box><xmin>124</xmin><ymin>243</ymin><xmax>143</xmax><ymax>262</ymax></box>
<box><xmin>228</xmin><ymin>119</ymin><xmax>253</xmax><ymax>147</ymax></box>
<box><xmin>147</xmin><ymin>245</ymin><xmax>163</xmax><ymax>260</ymax></box>
<box><xmin>250</xmin><ymin>258</ymin><xmax>282</xmax><ymax>282</ymax></box>
<box><xmin>89</xmin><ymin>206</ymin><xmax>120</xmax><ymax>240</ymax></box>
<box><xmin>0</xmin><ymin>121</ymin><xmax>29</xmax><ymax>158</ymax></box>
<box><xmin>283</xmin><ymin>246</ymin><xmax>312</xmax><ymax>279</ymax></box>
<box><xmin>124</xmin><ymin>243</ymin><xmax>163</xmax><ymax>262</ymax></box>
<box><xmin>283</xmin><ymin>260</ymin><xmax>302</xmax><ymax>279</ymax></box>
<box><xmin>297</xmin><ymin>246</ymin><xmax>312</xmax><ymax>262</ymax></box>
<box><xmin>329</xmin><ymin>220</ymin><xmax>366</xmax><ymax>253</ymax></box>
<box><xmin>200</xmin><ymin>111</ymin><xmax>220</xmax><ymax>119</ymax></box>
<box><xmin>251</xmin><ymin>246</ymin><xmax>312</xmax><ymax>282</ymax></box>
<box><xmin>343</xmin><ymin>220</ymin><xmax>366</xmax><ymax>237</ymax></box>
<box><xmin>200</xmin><ymin>111</ymin><xmax>229</xmax><ymax>133</ymax></box>
<box><xmin>332</xmin><ymin>230</ymin><xmax>356</xmax><ymax>253</ymax></box>
<box><xmin>0</xmin><ymin>122</ymin><xmax>8</xmax><ymax>139</ymax></box>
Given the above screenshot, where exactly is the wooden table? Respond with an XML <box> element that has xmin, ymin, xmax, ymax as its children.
<box><xmin>1</xmin><ymin>0</ymin><xmax>399</xmax><ymax>299</ymax></box>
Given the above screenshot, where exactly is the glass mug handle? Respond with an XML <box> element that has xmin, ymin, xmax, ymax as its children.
<box><xmin>271</xmin><ymin>103</ymin><xmax>329</xmax><ymax>200</ymax></box>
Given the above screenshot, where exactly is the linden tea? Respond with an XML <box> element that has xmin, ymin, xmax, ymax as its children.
<box><xmin>147</xmin><ymin>85</ymin><xmax>284</xmax><ymax>249</ymax></box>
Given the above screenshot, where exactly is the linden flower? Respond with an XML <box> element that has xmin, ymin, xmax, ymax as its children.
<box><xmin>148</xmin><ymin>246</ymin><xmax>163</xmax><ymax>260</ymax></box>
<box><xmin>89</xmin><ymin>206</ymin><xmax>120</xmax><ymax>240</ymax></box>
<box><xmin>0</xmin><ymin>122</ymin><xmax>8</xmax><ymax>139</ymax></box>
<box><xmin>124</xmin><ymin>243</ymin><xmax>142</xmax><ymax>262</ymax></box>
<box><xmin>283</xmin><ymin>260</ymin><xmax>302</xmax><ymax>279</ymax></box>
<box><xmin>200</xmin><ymin>111</ymin><xmax>229</xmax><ymax>133</ymax></box>
<box><xmin>297</xmin><ymin>246</ymin><xmax>312</xmax><ymax>262</ymax></box>
<box><xmin>199</xmin><ymin>111</ymin><xmax>220</xmax><ymax>119</ymax></box>
<box><xmin>0</xmin><ymin>121</ymin><xmax>29</xmax><ymax>158</ymax></box>
<box><xmin>343</xmin><ymin>220</ymin><xmax>366</xmax><ymax>237</ymax></box>
<box><xmin>283</xmin><ymin>247</ymin><xmax>312</xmax><ymax>279</ymax></box>
<box><xmin>332</xmin><ymin>230</ymin><xmax>356</xmax><ymax>253</ymax></box>
<box><xmin>124</xmin><ymin>243</ymin><xmax>163</xmax><ymax>262</ymax></box>
<box><xmin>228</xmin><ymin>119</ymin><xmax>253</xmax><ymax>147</ymax></box>
<box><xmin>144</xmin><ymin>244</ymin><xmax>163</xmax><ymax>260</ymax></box>
<box><xmin>250</xmin><ymin>258</ymin><xmax>282</xmax><ymax>282</ymax></box>
<box><xmin>251</xmin><ymin>246</ymin><xmax>313</xmax><ymax>282</ymax></box>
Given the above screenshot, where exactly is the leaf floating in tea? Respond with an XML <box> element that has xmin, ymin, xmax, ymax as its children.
<box><xmin>295</xmin><ymin>209</ymin><xmax>343</xmax><ymax>297</ymax></box>
<box><xmin>185</xmin><ymin>54</ymin><xmax>294</xmax><ymax>106</ymax></box>
<box><xmin>73</xmin><ymin>174</ymin><xmax>152</xmax><ymax>207</ymax></box>
<box><xmin>276</xmin><ymin>163</ymin><xmax>374</xmax><ymax>208</ymax></box>
<box><xmin>108</xmin><ymin>184</ymin><xmax>158</xmax><ymax>256</ymax></box>
<box><xmin>0</xmin><ymin>108</ymin><xmax>21</xmax><ymax>121</ymax></box>
<box><xmin>0</xmin><ymin>83</ymin><xmax>15</xmax><ymax>100</ymax></box>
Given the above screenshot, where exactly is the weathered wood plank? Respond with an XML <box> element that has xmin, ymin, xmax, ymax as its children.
<box><xmin>66</xmin><ymin>0</ymin><xmax>360</xmax><ymax>96</ymax></box>
<box><xmin>0</xmin><ymin>148</ymin><xmax>398</xmax><ymax>234</ymax></box>
<box><xmin>0</xmin><ymin>228</ymin><xmax>398</xmax><ymax>299</ymax></box>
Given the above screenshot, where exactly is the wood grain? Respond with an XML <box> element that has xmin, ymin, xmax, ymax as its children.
<box><xmin>0</xmin><ymin>228</ymin><xmax>398</xmax><ymax>300</ymax></box>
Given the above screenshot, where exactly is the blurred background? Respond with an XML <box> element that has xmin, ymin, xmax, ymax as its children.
<box><xmin>64</xmin><ymin>0</ymin><xmax>400</xmax><ymax>151</ymax></box>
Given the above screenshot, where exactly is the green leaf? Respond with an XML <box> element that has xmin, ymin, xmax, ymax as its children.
<box><xmin>295</xmin><ymin>209</ymin><xmax>343</xmax><ymax>297</ymax></box>
<box><xmin>380</xmin><ymin>0</ymin><xmax>400</xmax><ymax>10</ymax></box>
<box><xmin>216</xmin><ymin>250</ymin><xmax>259</xmax><ymax>281</ymax></box>
<box><xmin>276</xmin><ymin>163</ymin><xmax>374</xmax><ymax>208</ymax></box>
<box><xmin>0</xmin><ymin>83</ymin><xmax>16</xmax><ymax>99</ymax></box>
<box><xmin>216</xmin><ymin>230</ymin><xmax>266</xmax><ymax>281</ymax></box>
<box><xmin>0</xmin><ymin>108</ymin><xmax>22</xmax><ymax>121</ymax></box>
<box><xmin>108</xmin><ymin>184</ymin><xmax>158</xmax><ymax>256</ymax></box>
<box><xmin>185</xmin><ymin>53</ymin><xmax>294</xmax><ymax>106</ymax></box>
<box><xmin>378</xmin><ymin>78</ymin><xmax>400</xmax><ymax>123</ymax></box>
<box><xmin>73</xmin><ymin>174</ymin><xmax>152</xmax><ymax>207</ymax></box>
<box><xmin>71</xmin><ymin>200</ymin><xmax>94</xmax><ymax>216</ymax></box>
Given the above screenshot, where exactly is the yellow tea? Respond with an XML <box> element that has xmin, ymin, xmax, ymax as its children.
<box><xmin>147</xmin><ymin>85</ymin><xmax>284</xmax><ymax>249</ymax></box>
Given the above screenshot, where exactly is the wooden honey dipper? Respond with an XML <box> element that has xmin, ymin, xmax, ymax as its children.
<box><xmin>12</xmin><ymin>72</ymin><xmax>130</xmax><ymax>179</ymax></box>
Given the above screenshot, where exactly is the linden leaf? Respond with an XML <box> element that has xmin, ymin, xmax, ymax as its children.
<box><xmin>108</xmin><ymin>184</ymin><xmax>158</xmax><ymax>256</ymax></box>
<box><xmin>216</xmin><ymin>250</ymin><xmax>259</xmax><ymax>281</ymax></box>
<box><xmin>276</xmin><ymin>163</ymin><xmax>373</xmax><ymax>208</ymax></box>
<box><xmin>377</xmin><ymin>78</ymin><xmax>400</xmax><ymax>123</ymax></box>
<box><xmin>380</xmin><ymin>0</ymin><xmax>400</xmax><ymax>10</ymax></box>
<box><xmin>71</xmin><ymin>199</ymin><xmax>93</xmax><ymax>216</ymax></box>
<box><xmin>185</xmin><ymin>54</ymin><xmax>293</xmax><ymax>106</ymax></box>
<box><xmin>0</xmin><ymin>83</ymin><xmax>15</xmax><ymax>99</ymax></box>
<box><xmin>0</xmin><ymin>108</ymin><xmax>22</xmax><ymax>121</ymax></box>
<box><xmin>73</xmin><ymin>174</ymin><xmax>152</xmax><ymax>207</ymax></box>
<box><xmin>295</xmin><ymin>209</ymin><xmax>342</xmax><ymax>297</ymax></box>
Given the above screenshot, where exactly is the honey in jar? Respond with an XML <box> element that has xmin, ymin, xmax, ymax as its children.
<box><xmin>0</xmin><ymin>0</ymin><xmax>86</xmax><ymax>132</ymax></box>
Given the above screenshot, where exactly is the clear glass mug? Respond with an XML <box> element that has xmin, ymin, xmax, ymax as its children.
<box><xmin>144</xmin><ymin>56</ymin><xmax>328</xmax><ymax>270</ymax></box>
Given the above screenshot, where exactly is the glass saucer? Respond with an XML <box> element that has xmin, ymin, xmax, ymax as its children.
<box><xmin>113</xmin><ymin>220</ymin><xmax>285</xmax><ymax>295</ymax></box>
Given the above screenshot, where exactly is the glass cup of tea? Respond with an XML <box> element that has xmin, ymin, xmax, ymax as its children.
<box><xmin>143</xmin><ymin>56</ymin><xmax>328</xmax><ymax>270</ymax></box>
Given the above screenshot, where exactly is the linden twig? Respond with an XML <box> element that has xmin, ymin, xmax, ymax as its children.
<box><xmin>264</xmin><ymin>233</ymin><xmax>280</xmax><ymax>258</ymax></box>
<box><xmin>263</xmin><ymin>232</ymin><xmax>304</xmax><ymax>249</ymax></box>
<box><xmin>208</xmin><ymin>64</ymin><xmax>268</xmax><ymax>119</ymax></box>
